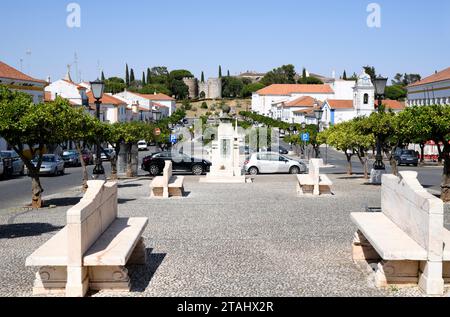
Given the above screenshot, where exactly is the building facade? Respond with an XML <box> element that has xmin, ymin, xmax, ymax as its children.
<box><xmin>406</xmin><ymin>67</ymin><xmax>450</xmax><ymax>106</ymax></box>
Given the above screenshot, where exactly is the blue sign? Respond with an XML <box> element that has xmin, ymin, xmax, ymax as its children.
<box><xmin>301</xmin><ymin>133</ymin><xmax>310</xmax><ymax>142</ymax></box>
<box><xmin>170</xmin><ymin>134</ymin><xmax>177</xmax><ymax>143</ymax></box>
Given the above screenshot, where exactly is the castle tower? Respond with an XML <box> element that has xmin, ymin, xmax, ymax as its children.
<box><xmin>353</xmin><ymin>69</ymin><xmax>375</xmax><ymax>117</ymax></box>
<box><xmin>182</xmin><ymin>77</ymin><xmax>198</xmax><ymax>99</ymax></box>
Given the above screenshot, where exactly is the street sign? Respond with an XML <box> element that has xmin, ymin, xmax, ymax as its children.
<box><xmin>170</xmin><ymin>134</ymin><xmax>177</xmax><ymax>144</ymax></box>
<box><xmin>301</xmin><ymin>132</ymin><xmax>310</xmax><ymax>142</ymax></box>
<box><xmin>154</xmin><ymin>128</ymin><xmax>161</xmax><ymax>136</ymax></box>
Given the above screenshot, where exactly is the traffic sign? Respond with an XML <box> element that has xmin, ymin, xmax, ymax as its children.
<box><xmin>154</xmin><ymin>128</ymin><xmax>161</xmax><ymax>136</ymax></box>
<box><xmin>170</xmin><ymin>134</ymin><xmax>177</xmax><ymax>144</ymax></box>
<box><xmin>301</xmin><ymin>132</ymin><xmax>310</xmax><ymax>142</ymax></box>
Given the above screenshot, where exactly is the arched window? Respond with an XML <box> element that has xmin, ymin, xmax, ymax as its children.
<box><xmin>363</xmin><ymin>93</ymin><xmax>369</xmax><ymax>104</ymax></box>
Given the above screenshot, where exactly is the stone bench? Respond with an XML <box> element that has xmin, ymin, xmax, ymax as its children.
<box><xmin>297</xmin><ymin>159</ymin><xmax>333</xmax><ymax>196</ymax></box>
<box><xmin>351</xmin><ymin>171</ymin><xmax>446</xmax><ymax>295</ymax></box>
<box><xmin>25</xmin><ymin>180</ymin><xmax>148</xmax><ymax>297</ymax></box>
<box><xmin>150</xmin><ymin>160</ymin><xmax>184</xmax><ymax>198</ymax></box>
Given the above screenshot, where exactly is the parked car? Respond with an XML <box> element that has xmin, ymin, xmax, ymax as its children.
<box><xmin>395</xmin><ymin>149</ymin><xmax>419</xmax><ymax>166</ymax></box>
<box><xmin>138</xmin><ymin>140</ymin><xmax>148</xmax><ymax>151</ymax></box>
<box><xmin>29</xmin><ymin>154</ymin><xmax>65</xmax><ymax>176</ymax></box>
<box><xmin>0</xmin><ymin>160</ymin><xmax>3</xmax><ymax>179</ymax></box>
<box><xmin>244</xmin><ymin>152</ymin><xmax>307</xmax><ymax>175</ymax></box>
<box><xmin>62</xmin><ymin>150</ymin><xmax>81</xmax><ymax>167</ymax></box>
<box><xmin>81</xmin><ymin>149</ymin><xmax>94</xmax><ymax>165</ymax></box>
<box><xmin>142</xmin><ymin>152</ymin><xmax>212</xmax><ymax>176</ymax></box>
<box><xmin>101</xmin><ymin>148</ymin><xmax>116</xmax><ymax>161</ymax></box>
<box><xmin>0</xmin><ymin>150</ymin><xmax>25</xmax><ymax>176</ymax></box>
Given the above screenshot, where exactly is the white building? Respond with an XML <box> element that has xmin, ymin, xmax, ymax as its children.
<box><xmin>0</xmin><ymin>61</ymin><xmax>47</xmax><ymax>150</ymax></box>
<box><xmin>252</xmin><ymin>69</ymin><xmax>405</xmax><ymax>126</ymax></box>
<box><xmin>406</xmin><ymin>67</ymin><xmax>450</xmax><ymax>106</ymax></box>
<box><xmin>114</xmin><ymin>91</ymin><xmax>174</xmax><ymax>117</ymax></box>
<box><xmin>86</xmin><ymin>91</ymin><xmax>128</xmax><ymax>123</ymax></box>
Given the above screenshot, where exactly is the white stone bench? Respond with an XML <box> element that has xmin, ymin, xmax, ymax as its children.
<box><xmin>351</xmin><ymin>171</ymin><xmax>445</xmax><ymax>295</ymax></box>
<box><xmin>150</xmin><ymin>160</ymin><xmax>184</xmax><ymax>198</ymax></box>
<box><xmin>297</xmin><ymin>159</ymin><xmax>333</xmax><ymax>196</ymax></box>
<box><xmin>25</xmin><ymin>180</ymin><xmax>148</xmax><ymax>297</ymax></box>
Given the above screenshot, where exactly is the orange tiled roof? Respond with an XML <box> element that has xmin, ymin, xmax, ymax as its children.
<box><xmin>87</xmin><ymin>92</ymin><xmax>127</xmax><ymax>106</ymax></box>
<box><xmin>0</xmin><ymin>61</ymin><xmax>46</xmax><ymax>84</ymax></box>
<box><xmin>377</xmin><ymin>99</ymin><xmax>405</xmax><ymax>110</ymax></box>
<box><xmin>284</xmin><ymin>96</ymin><xmax>318</xmax><ymax>108</ymax></box>
<box><xmin>256</xmin><ymin>84</ymin><xmax>334</xmax><ymax>95</ymax></box>
<box><xmin>326</xmin><ymin>100</ymin><xmax>354</xmax><ymax>109</ymax></box>
<box><xmin>408</xmin><ymin>67</ymin><xmax>450</xmax><ymax>87</ymax></box>
<box><xmin>153</xmin><ymin>102</ymin><xmax>168</xmax><ymax>108</ymax></box>
<box><xmin>134</xmin><ymin>92</ymin><xmax>175</xmax><ymax>101</ymax></box>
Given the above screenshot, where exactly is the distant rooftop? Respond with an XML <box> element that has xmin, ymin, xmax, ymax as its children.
<box><xmin>0</xmin><ymin>61</ymin><xmax>46</xmax><ymax>84</ymax></box>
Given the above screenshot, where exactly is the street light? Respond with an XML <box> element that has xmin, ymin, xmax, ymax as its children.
<box><xmin>373</xmin><ymin>75</ymin><xmax>388</xmax><ymax>171</ymax></box>
<box><xmin>152</xmin><ymin>109</ymin><xmax>162</xmax><ymax>123</ymax></box>
<box><xmin>313</xmin><ymin>108</ymin><xmax>324</xmax><ymax>158</ymax></box>
<box><xmin>90</xmin><ymin>79</ymin><xmax>105</xmax><ymax>177</ymax></box>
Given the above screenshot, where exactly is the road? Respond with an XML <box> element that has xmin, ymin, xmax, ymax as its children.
<box><xmin>0</xmin><ymin>143</ymin><xmax>444</xmax><ymax>210</ymax></box>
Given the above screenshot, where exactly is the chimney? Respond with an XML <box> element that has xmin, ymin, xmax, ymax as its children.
<box><xmin>46</xmin><ymin>76</ymin><xmax>51</xmax><ymax>83</ymax></box>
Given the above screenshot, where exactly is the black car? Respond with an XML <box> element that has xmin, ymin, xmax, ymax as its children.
<box><xmin>395</xmin><ymin>149</ymin><xmax>419</xmax><ymax>166</ymax></box>
<box><xmin>142</xmin><ymin>152</ymin><xmax>211</xmax><ymax>176</ymax></box>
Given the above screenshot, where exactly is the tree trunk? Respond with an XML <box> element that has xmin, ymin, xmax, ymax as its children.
<box><xmin>386</xmin><ymin>150</ymin><xmax>398</xmax><ymax>176</ymax></box>
<box><xmin>357</xmin><ymin>154</ymin><xmax>369</xmax><ymax>179</ymax></box>
<box><xmin>346</xmin><ymin>153</ymin><xmax>353</xmax><ymax>176</ymax></box>
<box><xmin>126</xmin><ymin>143</ymin><xmax>133</xmax><ymax>178</ymax></box>
<box><xmin>30</xmin><ymin>172</ymin><xmax>44</xmax><ymax>209</ymax></box>
<box><xmin>441</xmin><ymin>143</ymin><xmax>450</xmax><ymax>202</ymax></box>
<box><xmin>110</xmin><ymin>154</ymin><xmax>118</xmax><ymax>180</ymax></box>
<box><xmin>419</xmin><ymin>142</ymin><xmax>425</xmax><ymax>165</ymax></box>
<box><xmin>76</xmin><ymin>142</ymin><xmax>88</xmax><ymax>193</ymax></box>
<box><xmin>436</xmin><ymin>140</ymin><xmax>443</xmax><ymax>165</ymax></box>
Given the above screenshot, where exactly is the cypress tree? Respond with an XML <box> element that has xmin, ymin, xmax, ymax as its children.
<box><xmin>343</xmin><ymin>70</ymin><xmax>347</xmax><ymax>80</ymax></box>
<box><xmin>201</xmin><ymin>71</ymin><xmax>205</xmax><ymax>83</ymax></box>
<box><xmin>147</xmin><ymin>68</ymin><xmax>151</xmax><ymax>84</ymax></box>
<box><xmin>227</xmin><ymin>70</ymin><xmax>230</xmax><ymax>77</ymax></box>
<box><xmin>302</xmin><ymin>68</ymin><xmax>307</xmax><ymax>80</ymax></box>
<box><xmin>101</xmin><ymin>71</ymin><xmax>105</xmax><ymax>81</ymax></box>
<box><xmin>142</xmin><ymin>72</ymin><xmax>146</xmax><ymax>85</ymax></box>
<box><xmin>219</xmin><ymin>66</ymin><xmax>222</xmax><ymax>78</ymax></box>
<box><xmin>125</xmin><ymin>64</ymin><xmax>130</xmax><ymax>86</ymax></box>
<box><xmin>130</xmin><ymin>68</ymin><xmax>135</xmax><ymax>83</ymax></box>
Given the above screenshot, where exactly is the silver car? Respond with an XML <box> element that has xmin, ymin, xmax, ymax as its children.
<box><xmin>30</xmin><ymin>154</ymin><xmax>65</xmax><ymax>176</ymax></box>
<box><xmin>0</xmin><ymin>150</ymin><xmax>25</xmax><ymax>176</ymax></box>
<box><xmin>244</xmin><ymin>152</ymin><xmax>307</xmax><ymax>175</ymax></box>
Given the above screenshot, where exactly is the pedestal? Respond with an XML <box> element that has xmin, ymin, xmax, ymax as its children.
<box><xmin>370</xmin><ymin>168</ymin><xmax>387</xmax><ymax>185</ymax></box>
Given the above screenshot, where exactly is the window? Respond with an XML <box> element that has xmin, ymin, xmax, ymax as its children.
<box><xmin>363</xmin><ymin>93</ymin><xmax>369</xmax><ymax>104</ymax></box>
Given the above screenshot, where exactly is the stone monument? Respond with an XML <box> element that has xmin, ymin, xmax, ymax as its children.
<box><xmin>200</xmin><ymin>106</ymin><xmax>247</xmax><ymax>183</ymax></box>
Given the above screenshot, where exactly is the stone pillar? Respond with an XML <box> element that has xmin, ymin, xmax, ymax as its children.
<box><xmin>117</xmin><ymin>143</ymin><xmax>127</xmax><ymax>177</ymax></box>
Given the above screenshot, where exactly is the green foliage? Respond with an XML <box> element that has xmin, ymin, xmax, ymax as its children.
<box><xmin>125</xmin><ymin>64</ymin><xmax>130</xmax><ymax>86</ymax></box>
<box><xmin>242</xmin><ymin>83</ymin><xmax>266</xmax><ymax>97</ymax></box>
<box><xmin>130</xmin><ymin>68</ymin><xmax>135</xmax><ymax>83</ymax></box>
<box><xmin>182</xmin><ymin>100</ymin><xmax>192</xmax><ymax>111</ymax></box>
<box><xmin>343</xmin><ymin>70</ymin><xmax>347</xmax><ymax>80</ymax></box>
<box><xmin>261</xmin><ymin>64</ymin><xmax>296</xmax><ymax>86</ymax></box>
<box><xmin>385</xmin><ymin>85</ymin><xmax>407</xmax><ymax>101</ymax></box>
<box><xmin>201</xmin><ymin>71</ymin><xmax>205</xmax><ymax>83</ymax></box>
<box><xmin>131</xmin><ymin>84</ymin><xmax>171</xmax><ymax>96</ymax></box>
<box><xmin>101</xmin><ymin>71</ymin><xmax>105</xmax><ymax>81</ymax></box>
<box><xmin>142</xmin><ymin>72</ymin><xmax>146</xmax><ymax>86</ymax></box>
<box><xmin>169</xmin><ymin>69</ymin><xmax>194</xmax><ymax>80</ymax></box>
<box><xmin>391</xmin><ymin>73</ymin><xmax>421</xmax><ymax>86</ymax></box>
<box><xmin>201</xmin><ymin>102</ymin><xmax>208</xmax><ymax>109</ymax></box>
<box><xmin>363</xmin><ymin>66</ymin><xmax>376</xmax><ymax>81</ymax></box>
<box><xmin>170</xmin><ymin>80</ymin><xmax>189</xmax><ymax>100</ymax></box>
<box><xmin>297</xmin><ymin>76</ymin><xmax>324</xmax><ymax>84</ymax></box>
<box><xmin>219</xmin><ymin>65</ymin><xmax>222</xmax><ymax>78</ymax></box>
<box><xmin>222</xmin><ymin>77</ymin><xmax>244</xmax><ymax>98</ymax></box>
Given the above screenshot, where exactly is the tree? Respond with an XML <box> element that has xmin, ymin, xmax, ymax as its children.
<box><xmin>261</xmin><ymin>64</ymin><xmax>296</xmax><ymax>86</ymax></box>
<box><xmin>227</xmin><ymin>70</ymin><xmax>230</xmax><ymax>77</ymax></box>
<box><xmin>130</xmin><ymin>83</ymin><xmax>171</xmax><ymax>96</ymax></box>
<box><xmin>222</xmin><ymin>77</ymin><xmax>244</xmax><ymax>98</ymax></box>
<box><xmin>385</xmin><ymin>85</ymin><xmax>407</xmax><ymax>101</ymax></box>
<box><xmin>101</xmin><ymin>71</ymin><xmax>105</xmax><ymax>81</ymax></box>
<box><xmin>392</xmin><ymin>73</ymin><xmax>422</xmax><ymax>86</ymax></box>
<box><xmin>201</xmin><ymin>102</ymin><xmax>208</xmax><ymax>109</ymax></box>
<box><xmin>318</xmin><ymin>119</ymin><xmax>374</xmax><ymax>177</ymax></box>
<box><xmin>298</xmin><ymin>76</ymin><xmax>324</xmax><ymax>85</ymax></box>
<box><xmin>201</xmin><ymin>71</ymin><xmax>205</xmax><ymax>83</ymax></box>
<box><xmin>242</xmin><ymin>83</ymin><xmax>266</xmax><ymax>98</ymax></box>
<box><xmin>302</xmin><ymin>68</ymin><xmax>307</xmax><ymax>80</ymax></box>
<box><xmin>170</xmin><ymin>80</ymin><xmax>189</xmax><ymax>100</ymax></box>
<box><xmin>147</xmin><ymin>68</ymin><xmax>152</xmax><ymax>84</ymax></box>
<box><xmin>126</xmin><ymin>64</ymin><xmax>130</xmax><ymax>86</ymax></box>
<box><xmin>343</xmin><ymin>70</ymin><xmax>347</xmax><ymax>80</ymax></box>
<box><xmin>169</xmin><ymin>70</ymin><xmax>194</xmax><ymax>81</ymax></box>
<box><xmin>363</xmin><ymin>66</ymin><xmax>376</xmax><ymax>82</ymax></box>
<box><xmin>219</xmin><ymin>65</ymin><xmax>222</xmax><ymax>78</ymax></box>
<box><xmin>0</xmin><ymin>87</ymin><xmax>83</xmax><ymax>208</ymax></box>
<box><xmin>130</xmin><ymin>68</ymin><xmax>135</xmax><ymax>83</ymax></box>
<box><xmin>105</xmin><ymin>77</ymin><xmax>126</xmax><ymax>94</ymax></box>
<box><xmin>142</xmin><ymin>72</ymin><xmax>146</xmax><ymax>86</ymax></box>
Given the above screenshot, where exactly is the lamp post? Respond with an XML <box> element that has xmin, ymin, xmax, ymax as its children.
<box><xmin>373</xmin><ymin>75</ymin><xmax>388</xmax><ymax>171</ymax></box>
<box><xmin>152</xmin><ymin>109</ymin><xmax>162</xmax><ymax>123</ymax></box>
<box><xmin>314</xmin><ymin>108</ymin><xmax>324</xmax><ymax>158</ymax></box>
<box><xmin>90</xmin><ymin>79</ymin><xmax>105</xmax><ymax>178</ymax></box>
<box><xmin>301</xmin><ymin>122</ymin><xmax>306</xmax><ymax>159</ymax></box>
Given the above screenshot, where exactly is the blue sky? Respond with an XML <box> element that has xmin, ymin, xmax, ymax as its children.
<box><xmin>1</xmin><ymin>0</ymin><xmax>449</xmax><ymax>82</ymax></box>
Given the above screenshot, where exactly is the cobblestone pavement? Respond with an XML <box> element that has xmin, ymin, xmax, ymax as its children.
<box><xmin>0</xmin><ymin>174</ymin><xmax>448</xmax><ymax>297</ymax></box>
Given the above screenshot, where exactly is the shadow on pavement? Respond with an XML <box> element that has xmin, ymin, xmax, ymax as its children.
<box><xmin>118</xmin><ymin>184</ymin><xmax>143</xmax><ymax>188</ymax></box>
<box><xmin>42</xmin><ymin>197</ymin><xmax>81</xmax><ymax>207</ymax></box>
<box><xmin>128</xmin><ymin>248</ymin><xmax>166</xmax><ymax>292</ymax></box>
<box><xmin>0</xmin><ymin>223</ymin><xmax>64</xmax><ymax>239</ymax></box>
<box><xmin>118</xmin><ymin>198</ymin><xmax>137</xmax><ymax>204</ymax></box>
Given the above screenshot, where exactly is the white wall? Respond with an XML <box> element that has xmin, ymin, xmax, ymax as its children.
<box><xmin>407</xmin><ymin>80</ymin><xmax>450</xmax><ymax>106</ymax></box>
<box><xmin>45</xmin><ymin>80</ymin><xmax>86</xmax><ymax>105</ymax></box>
<box><xmin>331</xmin><ymin>80</ymin><xmax>356</xmax><ymax>100</ymax></box>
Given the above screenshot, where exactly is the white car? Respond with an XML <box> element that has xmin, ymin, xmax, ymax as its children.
<box><xmin>138</xmin><ymin>140</ymin><xmax>148</xmax><ymax>151</ymax></box>
<box><xmin>244</xmin><ymin>152</ymin><xmax>307</xmax><ymax>175</ymax></box>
